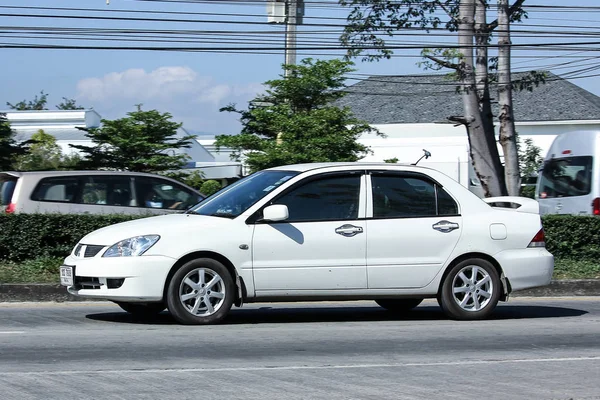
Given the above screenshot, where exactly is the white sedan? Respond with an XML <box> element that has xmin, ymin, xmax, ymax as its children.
<box><xmin>60</xmin><ymin>163</ymin><xmax>554</xmax><ymax>324</ymax></box>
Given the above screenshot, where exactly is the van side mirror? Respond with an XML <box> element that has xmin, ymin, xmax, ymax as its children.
<box><xmin>263</xmin><ymin>204</ymin><xmax>289</xmax><ymax>222</ymax></box>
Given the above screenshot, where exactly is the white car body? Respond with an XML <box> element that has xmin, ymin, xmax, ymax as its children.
<box><xmin>62</xmin><ymin>163</ymin><xmax>554</xmax><ymax>323</ymax></box>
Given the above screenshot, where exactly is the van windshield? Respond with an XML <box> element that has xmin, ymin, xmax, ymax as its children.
<box><xmin>0</xmin><ymin>178</ymin><xmax>17</xmax><ymax>206</ymax></box>
<box><xmin>538</xmin><ymin>156</ymin><xmax>593</xmax><ymax>198</ymax></box>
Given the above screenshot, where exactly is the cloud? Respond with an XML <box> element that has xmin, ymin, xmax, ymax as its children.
<box><xmin>76</xmin><ymin>67</ymin><xmax>263</xmax><ymax>133</ymax></box>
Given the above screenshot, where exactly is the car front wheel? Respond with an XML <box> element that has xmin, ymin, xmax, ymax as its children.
<box><xmin>438</xmin><ymin>258</ymin><xmax>501</xmax><ymax>320</ymax></box>
<box><xmin>166</xmin><ymin>258</ymin><xmax>235</xmax><ymax>325</ymax></box>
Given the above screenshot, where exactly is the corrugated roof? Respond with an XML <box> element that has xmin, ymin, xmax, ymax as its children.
<box><xmin>335</xmin><ymin>72</ymin><xmax>600</xmax><ymax>124</ymax></box>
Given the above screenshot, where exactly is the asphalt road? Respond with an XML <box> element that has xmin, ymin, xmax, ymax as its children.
<box><xmin>0</xmin><ymin>298</ymin><xmax>599</xmax><ymax>400</ymax></box>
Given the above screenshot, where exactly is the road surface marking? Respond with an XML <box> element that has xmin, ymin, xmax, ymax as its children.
<box><xmin>0</xmin><ymin>331</ymin><xmax>26</xmax><ymax>335</ymax></box>
<box><xmin>1</xmin><ymin>356</ymin><xmax>599</xmax><ymax>376</ymax></box>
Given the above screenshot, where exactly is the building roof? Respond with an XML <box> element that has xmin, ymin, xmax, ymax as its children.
<box><xmin>335</xmin><ymin>72</ymin><xmax>600</xmax><ymax>124</ymax></box>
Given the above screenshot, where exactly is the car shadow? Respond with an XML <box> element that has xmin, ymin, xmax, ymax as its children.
<box><xmin>85</xmin><ymin>302</ymin><xmax>589</xmax><ymax>325</ymax></box>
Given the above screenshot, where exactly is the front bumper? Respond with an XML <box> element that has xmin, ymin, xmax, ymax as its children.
<box><xmin>63</xmin><ymin>254</ymin><xmax>176</xmax><ymax>302</ymax></box>
<box><xmin>495</xmin><ymin>248</ymin><xmax>554</xmax><ymax>292</ymax></box>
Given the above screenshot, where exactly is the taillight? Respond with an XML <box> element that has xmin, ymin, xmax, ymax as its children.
<box><xmin>528</xmin><ymin>228</ymin><xmax>546</xmax><ymax>248</ymax></box>
<box><xmin>593</xmin><ymin>198</ymin><xmax>600</xmax><ymax>216</ymax></box>
<box><xmin>5</xmin><ymin>203</ymin><xmax>16</xmax><ymax>214</ymax></box>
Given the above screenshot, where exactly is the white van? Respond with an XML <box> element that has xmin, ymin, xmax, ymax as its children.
<box><xmin>536</xmin><ymin>130</ymin><xmax>600</xmax><ymax>216</ymax></box>
<box><xmin>0</xmin><ymin>171</ymin><xmax>205</xmax><ymax>215</ymax></box>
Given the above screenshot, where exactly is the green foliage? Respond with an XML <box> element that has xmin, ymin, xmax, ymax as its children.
<box><xmin>70</xmin><ymin>105</ymin><xmax>195</xmax><ymax>173</ymax></box>
<box><xmin>542</xmin><ymin>215</ymin><xmax>600</xmax><ymax>262</ymax></box>
<box><xmin>216</xmin><ymin>58</ymin><xmax>380</xmax><ymax>173</ymax></box>
<box><xmin>56</xmin><ymin>97</ymin><xmax>85</xmax><ymax>110</ymax></box>
<box><xmin>0</xmin><ymin>113</ymin><xmax>29</xmax><ymax>170</ymax></box>
<box><xmin>0</xmin><ymin>256</ymin><xmax>64</xmax><ymax>283</ymax></box>
<box><xmin>7</xmin><ymin>90</ymin><xmax>49</xmax><ymax>110</ymax></box>
<box><xmin>200</xmin><ymin>180</ymin><xmax>222</xmax><ymax>196</ymax></box>
<box><xmin>384</xmin><ymin>157</ymin><xmax>399</xmax><ymax>163</ymax></box>
<box><xmin>553</xmin><ymin>258</ymin><xmax>600</xmax><ymax>280</ymax></box>
<box><xmin>160</xmin><ymin>170</ymin><xmax>206</xmax><ymax>191</ymax></box>
<box><xmin>517</xmin><ymin>136</ymin><xmax>543</xmax><ymax>199</ymax></box>
<box><xmin>0</xmin><ymin>214</ymin><xmax>141</xmax><ymax>262</ymax></box>
<box><xmin>13</xmin><ymin>130</ymin><xmax>63</xmax><ymax>171</ymax></box>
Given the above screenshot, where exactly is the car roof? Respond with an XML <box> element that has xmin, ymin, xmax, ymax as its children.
<box><xmin>0</xmin><ymin>170</ymin><xmax>174</xmax><ymax>178</ymax></box>
<box><xmin>266</xmin><ymin>162</ymin><xmax>434</xmax><ymax>173</ymax></box>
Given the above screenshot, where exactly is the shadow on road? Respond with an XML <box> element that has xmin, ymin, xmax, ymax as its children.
<box><xmin>85</xmin><ymin>303</ymin><xmax>588</xmax><ymax>325</ymax></box>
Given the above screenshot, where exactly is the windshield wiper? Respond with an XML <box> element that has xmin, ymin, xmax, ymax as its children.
<box><xmin>210</xmin><ymin>211</ymin><xmax>236</xmax><ymax>219</ymax></box>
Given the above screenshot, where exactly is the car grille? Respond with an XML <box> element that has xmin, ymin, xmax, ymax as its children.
<box><xmin>74</xmin><ymin>244</ymin><xmax>105</xmax><ymax>258</ymax></box>
<box><xmin>75</xmin><ymin>276</ymin><xmax>101</xmax><ymax>290</ymax></box>
<box><xmin>84</xmin><ymin>245</ymin><xmax>105</xmax><ymax>258</ymax></box>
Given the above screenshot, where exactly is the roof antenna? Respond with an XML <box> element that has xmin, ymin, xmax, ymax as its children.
<box><xmin>412</xmin><ymin>149</ymin><xmax>431</xmax><ymax>165</ymax></box>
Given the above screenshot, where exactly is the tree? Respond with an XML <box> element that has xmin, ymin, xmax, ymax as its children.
<box><xmin>70</xmin><ymin>105</ymin><xmax>195</xmax><ymax>173</ymax></box>
<box><xmin>7</xmin><ymin>90</ymin><xmax>49</xmax><ymax>110</ymax></box>
<box><xmin>0</xmin><ymin>113</ymin><xmax>29</xmax><ymax>170</ymax></box>
<box><xmin>200</xmin><ymin>180</ymin><xmax>222</xmax><ymax>196</ymax></box>
<box><xmin>215</xmin><ymin>58</ymin><xmax>379</xmax><ymax>173</ymax></box>
<box><xmin>517</xmin><ymin>136</ymin><xmax>543</xmax><ymax>198</ymax></box>
<box><xmin>340</xmin><ymin>0</ymin><xmax>537</xmax><ymax>197</ymax></box>
<box><xmin>57</xmin><ymin>98</ymin><xmax>85</xmax><ymax>110</ymax></box>
<box><xmin>13</xmin><ymin>130</ymin><xmax>63</xmax><ymax>171</ymax></box>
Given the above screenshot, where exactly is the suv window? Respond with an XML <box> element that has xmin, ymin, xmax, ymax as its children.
<box><xmin>538</xmin><ymin>156</ymin><xmax>593</xmax><ymax>198</ymax></box>
<box><xmin>1</xmin><ymin>178</ymin><xmax>17</xmax><ymax>206</ymax></box>
<box><xmin>371</xmin><ymin>175</ymin><xmax>458</xmax><ymax>218</ymax></box>
<box><xmin>273</xmin><ymin>174</ymin><xmax>361</xmax><ymax>222</ymax></box>
<box><xmin>82</xmin><ymin>176</ymin><xmax>134</xmax><ymax>206</ymax></box>
<box><xmin>31</xmin><ymin>177</ymin><xmax>80</xmax><ymax>203</ymax></box>
<box><xmin>136</xmin><ymin>177</ymin><xmax>199</xmax><ymax>210</ymax></box>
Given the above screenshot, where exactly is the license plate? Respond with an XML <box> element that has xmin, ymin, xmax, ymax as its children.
<box><xmin>60</xmin><ymin>266</ymin><xmax>74</xmax><ymax>286</ymax></box>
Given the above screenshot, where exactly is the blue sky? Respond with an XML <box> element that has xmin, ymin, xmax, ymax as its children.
<box><xmin>1</xmin><ymin>0</ymin><xmax>599</xmax><ymax>135</ymax></box>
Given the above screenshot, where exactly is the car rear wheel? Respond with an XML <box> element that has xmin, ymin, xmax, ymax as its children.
<box><xmin>375</xmin><ymin>298</ymin><xmax>423</xmax><ymax>312</ymax></box>
<box><xmin>115</xmin><ymin>302</ymin><xmax>166</xmax><ymax>317</ymax></box>
<box><xmin>438</xmin><ymin>258</ymin><xmax>501</xmax><ymax>320</ymax></box>
<box><xmin>166</xmin><ymin>258</ymin><xmax>235</xmax><ymax>325</ymax></box>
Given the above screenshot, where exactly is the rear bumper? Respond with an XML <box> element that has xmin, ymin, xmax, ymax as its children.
<box><xmin>495</xmin><ymin>248</ymin><xmax>554</xmax><ymax>292</ymax></box>
<box><xmin>63</xmin><ymin>254</ymin><xmax>176</xmax><ymax>302</ymax></box>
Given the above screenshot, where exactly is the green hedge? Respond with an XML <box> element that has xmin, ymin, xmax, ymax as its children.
<box><xmin>0</xmin><ymin>213</ymin><xmax>599</xmax><ymax>263</ymax></box>
<box><xmin>542</xmin><ymin>215</ymin><xmax>600</xmax><ymax>262</ymax></box>
<box><xmin>0</xmin><ymin>214</ymin><xmax>140</xmax><ymax>262</ymax></box>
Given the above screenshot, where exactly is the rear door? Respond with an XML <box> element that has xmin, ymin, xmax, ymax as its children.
<box><xmin>366</xmin><ymin>172</ymin><xmax>462</xmax><ymax>289</ymax></box>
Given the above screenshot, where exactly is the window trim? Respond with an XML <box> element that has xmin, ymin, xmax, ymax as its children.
<box><xmin>366</xmin><ymin>171</ymin><xmax>461</xmax><ymax>220</ymax></box>
<box><xmin>247</xmin><ymin>170</ymin><xmax>366</xmax><ymax>225</ymax></box>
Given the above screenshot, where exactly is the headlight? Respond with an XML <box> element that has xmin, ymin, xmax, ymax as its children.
<box><xmin>103</xmin><ymin>235</ymin><xmax>160</xmax><ymax>257</ymax></box>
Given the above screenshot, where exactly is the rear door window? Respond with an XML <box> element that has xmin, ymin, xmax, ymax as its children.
<box><xmin>81</xmin><ymin>176</ymin><xmax>134</xmax><ymax>206</ymax></box>
<box><xmin>31</xmin><ymin>177</ymin><xmax>80</xmax><ymax>203</ymax></box>
<box><xmin>1</xmin><ymin>178</ymin><xmax>17</xmax><ymax>206</ymax></box>
<box><xmin>538</xmin><ymin>156</ymin><xmax>593</xmax><ymax>198</ymax></box>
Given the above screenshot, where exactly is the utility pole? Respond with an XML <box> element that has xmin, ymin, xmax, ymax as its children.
<box><xmin>284</xmin><ymin>0</ymin><xmax>298</xmax><ymax>77</ymax></box>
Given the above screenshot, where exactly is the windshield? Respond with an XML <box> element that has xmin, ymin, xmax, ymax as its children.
<box><xmin>538</xmin><ymin>156</ymin><xmax>593</xmax><ymax>198</ymax></box>
<box><xmin>187</xmin><ymin>170</ymin><xmax>299</xmax><ymax>218</ymax></box>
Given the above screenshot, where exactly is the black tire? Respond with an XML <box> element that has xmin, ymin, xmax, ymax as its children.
<box><xmin>438</xmin><ymin>258</ymin><xmax>501</xmax><ymax>320</ymax></box>
<box><xmin>166</xmin><ymin>258</ymin><xmax>235</xmax><ymax>325</ymax></box>
<box><xmin>115</xmin><ymin>302</ymin><xmax>166</xmax><ymax>317</ymax></box>
<box><xmin>375</xmin><ymin>298</ymin><xmax>423</xmax><ymax>312</ymax></box>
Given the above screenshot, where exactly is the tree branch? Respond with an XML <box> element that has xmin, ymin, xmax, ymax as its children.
<box><xmin>425</xmin><ymin>55</ymin><xmax>460</xmax><ymax>71</ymax></box>
<box><xmin>487</xmin><ymin>0</ymin><xmax>525</xmax><ymax>31</ymax></box>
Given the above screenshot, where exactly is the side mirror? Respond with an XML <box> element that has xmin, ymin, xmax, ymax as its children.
<box><xmin>262</xmin><ymin>204</ymin><xmax>289</xmax><ymax>222</ymax></box>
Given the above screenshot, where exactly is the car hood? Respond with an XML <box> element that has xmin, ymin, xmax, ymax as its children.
<box><xmin>79</xmin><ymin>213</ymin><xmax>233</xmax><ymax>246</ymax></box>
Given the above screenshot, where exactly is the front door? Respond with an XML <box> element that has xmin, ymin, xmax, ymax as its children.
<box><xmin>252</xmin><ymin>172</ymin><xmax>367</xmax><ymax>291</ymax></box>
<box><xmin>366</xmin><ymin>172</ymin><xmax>462</xmax><ymax>289</ymax></box>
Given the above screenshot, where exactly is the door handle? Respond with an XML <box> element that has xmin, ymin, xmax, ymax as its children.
<box><xmin>432</xmin><ymin>220</ymin><xmax>459</xmax><ymax>233</ymax></box>
<box><xmin>335</xmin><ymin>224</ymin><xmax>364</xmax><ymax>237</ymax></box>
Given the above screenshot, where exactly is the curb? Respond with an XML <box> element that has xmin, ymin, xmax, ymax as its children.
<box><xmin>1</xmin><ymin>280</ymin><xmax>599</xmax><ymax>302</ymax></box>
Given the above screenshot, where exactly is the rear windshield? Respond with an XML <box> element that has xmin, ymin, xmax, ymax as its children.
<box><xmin>1</xmin><ymin>178</ymin><xmax>17</xmax><ymax>206</ymax></box>
<box><xmin>538</xmin><ymin>156</ymin><xmax>593</xmax><ymax>198</ymax></box>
